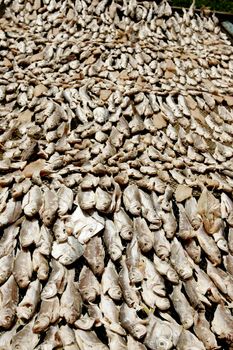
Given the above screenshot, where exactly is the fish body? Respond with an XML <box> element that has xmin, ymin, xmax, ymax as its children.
<box><xmin>104</xmin><ymin>219</ymin><xmax>123</xmax><ymax>261</ymax></box>
<box><xmin>79</xmin><ymin>266</ymin><xmax>101</xmax><ymax>302</ymax></box>
<box><xmin>170</xmin><ymin>283</ymin><xmax>194</xmax><ymax>329</ymax></box>
<box><xmin>13</xmin><ymin>249</ymin><xmax>32</xmax><ymax>288</ymax></box>
<box><xmin>22</xmin><ymin>185</ymin><xmax>42</xmax><ymax>217</ymax></box>
<box><xmin>33</xmin><ymin>296</ymin><xmax>60</xmax><ymax>333</ymax></box>
<box><xmin>17</xmin><ymin>279</ymin><xmax>41</xmax><ymax>321</ymax></box>
<box><xmin>119</xmin><ymin>303</ymin><xmax>147</xmax><ymax>340</ymax></box>
<box><xmin>126</xmin><ymin>235</ymin><xmax>144</xmax><ymax>284</ymax></box>
<box><xmin>101</xmin><ymin>260</ymin><xmax>122</xmax><ymax>300</ymax></box>
<box><xmin>0</xmin><ymin>275</ymin><xmax>19</xmax><ymax>329</ymax></box>
<box><xmin>83</xmin><ymin>236</ymin><xmax>105</xmax><ymax>275</ymax></box>
<box><xmin>170</xmin><ymin>238</ymin><xmax>193</xmax><ymax>280</ymax></box>
<box><xmin>60</xmin><ymin>270</ymin><xmax>82</xmax><ymax>324</ymax></box>
<box><xmin>39</xmin><ymin>187</ymin><xmax>58</xmax><ymax>226</ymax></box>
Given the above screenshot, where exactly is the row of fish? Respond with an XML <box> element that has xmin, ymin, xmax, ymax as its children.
<box><xmin>0</xmin><ymin>179</ymin><xmax>233</xmax><ymax>348</ymax></box>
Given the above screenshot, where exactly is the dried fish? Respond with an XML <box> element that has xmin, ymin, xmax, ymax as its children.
<box><xmin>0</xmin><ymin>199</ymin><xmax>22</xmax><ymax>227</ymax></box>
<box><xmin>52</xmin><ymin>236</ymin><xmax>84</xmax><ymax>265</ymax></box>
<box><xmin>120</xmin><ymin>303</ymin><xmax>147</xmax><ymax>340</ymax></box>
<box><xmin>170</xmin><ymin>238</ymin><xmax>193</xmax><ymax>280</ymax></box>
<box><xmin>144</xmin><ymin>313</ymin><xmax>176</xmax><ymax>350</ymax></box>
<box><xmin>104</xmin><ymin>219</ymin><xmax>123</xmax><ymax>261</ymax></box>
<box><xmin>20</xmin><ymin>218</ymin><xmax>40</xmax><ymax>247</ymax></box>
<box><xmin>32</xmin><ymin>248</ymin><xmax>49</xmax><ymax>281</ymax></box>
<box><xmin>153</xmin><ymin>254</ymin><xmax>179</xmax><ymax>284</ymax></box>
<box><xmin>170</xmin><ymin>283</ymin><xmax>194</xmax><ymax>329</ymax></box>
<box><xmin>59</xmin><ymin>325</ymin><xmax>78</xmax><ymax>350</ymax></box>
<box><xmin>101</xmin><ymin>260</ymin><xmax>122</xmax><ymax>301</ymax></box>
<box><xmin>60</xmin><ymin>269</ymin><xmax>82</xmax><ymax>324</ymax></box>
<box><xmin>196</xmin><ymin>225</ymin><xmax>221</xmax><ymax>265</ymax></box>
<box><xmin>75</xmin><ymin>329</ymin><xmax>109</xmax><ymax>350</ymax></box>
<box><xmin>126</xmin><ymin>234</ymin><xmax>144</xmax><ymax>284</ymax></box>
<box><xmin>22</xmin><ymin>185</ymin><xmax>42</xmax><ymax>217</ymax></box>
<box><xmin>79</xmin><ymin>266</ymin><xmax>101</xmax><ymax>302</ymax></box>
<box><xmin>17</xmin><ymin>279</ymin><xmax>41</xmax><ymax>321</ymax></box>
<box><xmin>123</xmin><ymin>184</ymin><xmax>141</xmax><ymax>216</ymax></box>
<box><xmin>119</xmin><ymin>257</ymin><xmax>140</xmax><ymax>308</ymax></box>
<box><xmin>57</xmin><ymin>185</ymin><xmax>74</xmax><ymax>216</ymax></box>
<box><xmin>114</xmin><ymin>209</ymin><xmax>133</xmax><ymax>241</ymax></box>
<box><xmin>33</xmin><ymin>296</ymin><xmax>60</xmax><ymax>333</ymax></box>
<box><xmin>41</xmin><ymin>259</ymin><xmax>67</xmax><ymax>299</ymax></box>
<box><xmin>100</xmin><ymin>294</ymin><xmax>126</xmax><ymax>335</ymax></box>
<box><xmin>193</xmin><ymin>310</ymin><xmax>218</xmax><ymax>349</ymax></box>
<box><xmin>0</xmin><ymin>276</ymin><xmax>18</xmax><ymax>329</ymax></box>
<box><xmin>39</xmin><ymin>187</ymin><xmax>58</xmax><ymax>226</ymax></box>
<box><xmin>11</xmin><ymin>318</ymin><xmax>40</xmax><ymax>350</ymax></box>
<box><xmin>13</xmin><ymin>249</ymin><xmax>33</xmax><ymax>288</ymax></box>
<box><xmin>83</xmin><ymin>236</ymin><xmax>105</xmax><ymax>275</ymax></box>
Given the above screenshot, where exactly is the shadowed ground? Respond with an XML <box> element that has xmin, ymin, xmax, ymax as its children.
<box><xmin>172</xmin><ymin>0</ymin><xmax>233</xmax><ymax>13</ymax></box>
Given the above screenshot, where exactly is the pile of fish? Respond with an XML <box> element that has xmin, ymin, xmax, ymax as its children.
<box><xmin>0</xmin><ymin>0</ymin><xmax>233</xmax><ymax>349</ymax></box>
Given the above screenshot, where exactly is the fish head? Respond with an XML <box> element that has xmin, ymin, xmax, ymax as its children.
<box><xmin>38</xmin><ymin>267</ymin><xmax>49</xmax><ymax>281</ymax></box>
<box><xmin>16</xmin><ymin>275</ymin><xmax>30</xmax><ymax>289</ymax></box>
<box><xmin>24</xmin><ymin>205</ymin><xmax>37</xmax><ymax>217</ymax></box>
<box><xmin>179</xmin><ymin>268</ymin><xmax>192</xmax><ymax>280</ymax></box>
<box><xmin>182</xmin><ymin>317</ymin><xmax>194</xmax><ymax>330</ymax></box>
<box><xmin>121</xmin><ymin>227</ymin><xmax>133</xmax><ymax>241</ymax></box>
<box><xmin>167</xmin><ymin>269</ymin><xmax>179</xmax><ymax>284</ymax></box>
<box><xmin>0</xmin><ymin>308</ymin><xmax>14</xmax><ymax>329</ymax></box>
<box><xmin>109</xmin><ymin>245</ymin><xmax>122</xmax><ymax>261</ymax></box>
<box><xmin>130</xmin><ymin>204</ymin><xmax>141</xmax><ymax>216</ymax></box>
<box><xmin>55</xmin><ymin>229</ymin><xmax>67</xmax><ymax>243</ymax></box>
<box><xmin>108</xmin><ymin>286</ymin><xmax>122</xmax><ymax>300</ymax></box>
<box><xmin>156</xmin><ymin>247</ymin><xmax>169</xmax><ymax>260</ymax></box>
<box><xmin>217</xmin><ymin>239</ymin><xmax>228</xmax><ymax>253</ymax></box>
<box><xmin>139</xmin><ymin>236</ymin><xmax>153</xmax><ymax>253</ymax></box>
<box><xmin>191</xmin><ymin>217</ymin><xmax>202</xmax><ymax>230</ymax></box>
<box><xmin>129</xmin><ymin>268</ymin><xmax>144</xmax><ymax>284</ymax></box>
<box><xmin>59</xmin><ymin>254</ymin><xmax>74</xmax><ymax>265</ymax></box>
<box><xmin>41</xmin><ymin>283</ymin><xmax>57</xmax><ymax>299</ymax></box>
<box><xmin>33</xmin><ymin>315</ymin><xmax>50</xmax><ymax>333</ymax></box>
<box><xmin>65</xmin><ymin>310</ymin><xmax>78</xmax><ymax>324</ymax></box>
<box><xmin>17</xmin><ymin>305</ymin><xmax>33</xmax><ymax>320</ymax></box>
<box><xmin>43</xmin><ymin>213</ymin><xmax>54</xmax><ymax>227</ymax></box>
<box><xmin>82</xmin><ymin>288</ymin><xmax>97</xmax><ymax>303</ymax></box>
<box><xmin>93</xmin><ymin>259</ymin><xmax>105</xmax><ymax>276</ymax></box>
<box><xmin>132</xmin><ymin>324</ymin><xmax>147</xmax><ymax>339</ymax></box>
